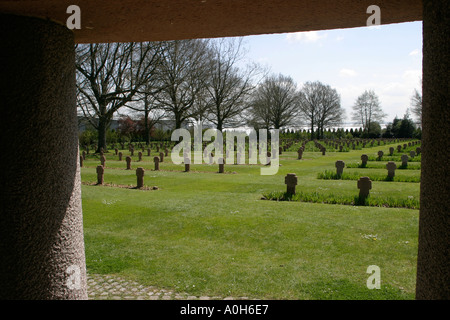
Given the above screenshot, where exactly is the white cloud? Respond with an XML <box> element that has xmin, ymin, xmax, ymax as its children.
<box><xmin>339</xmin><ymin>68</ymin><xmax>357</xmax><ymax>77</ymax></box>
<box><xmin>409</xmin><ymin>49</ymin><xmax>419</xmax><ymax>56</ymax></box>
<box><xmin>285</xmin><ymin>31</ymin><xmax>328</xmax><ymax>43</ymax></box>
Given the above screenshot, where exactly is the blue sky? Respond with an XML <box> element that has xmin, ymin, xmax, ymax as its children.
<box><xmin>240</xmin><ymin>21</ymin><xmax>423</xmax><ymax>128</ymax></box>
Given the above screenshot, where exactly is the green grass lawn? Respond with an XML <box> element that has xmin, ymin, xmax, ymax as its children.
<box><xmin>81</xmin><ymin>140</ymin><xmax>419</xmax><ymax>300</ymax></box>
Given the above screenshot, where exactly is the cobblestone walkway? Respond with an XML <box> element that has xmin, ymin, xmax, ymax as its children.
<box><xmin>87</xmin><ymin>273</ymin><xmax>249</xmax><ymax>300</ymax></box>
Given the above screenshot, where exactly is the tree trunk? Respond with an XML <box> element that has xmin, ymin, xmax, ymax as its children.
<box><xmin>217</xmin><ymin>116</ymin><xmax>223</xmax><ymax>132</ymax></box>
<box><xmin>97</xmin><ymin>115</ymin><xmax>108</xmax><ymax>153</ymax></box>
<box><xmin>175</xmin><ymin>112</ymin><xmax>183</xmax><ymax>129</ymax></box>
<box><xmin>144</xmin><ymin>106</ymin><xmax>150</xmax><ymax>145</ymax></box>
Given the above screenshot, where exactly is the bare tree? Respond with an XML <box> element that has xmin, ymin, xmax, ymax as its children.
<box><xmin>126</xmin><ymin>87</ymin><xmax>166</xmax><ymax>145</ymax></box>
<box><xmin>76</xmin><ymin>42</ymin><xmax>161</xmax><ymax>152</ymax></box>
<box><xmin>298</xmin><ymin>81</ymin><xmax>322</xmax><ymax>139</ymax></box>
<box><xmin>248</xmin><ymin>73</ymin><xmax>300</xmax><ymax>130</ymax></box>
<box><xmin>189</xmin><ymin>86</ymin><xmax>211</xmax><ymax>126</ymax></box>
<box><xmin>154</xmin><ymin>39</ymin><xmax>211</xmax><ymax>129</ymax></box>
<box><xmin>314</xmin><ymin>83</ymin><xmax>344</xmax><ymax>139</ymax></box>
<box><xmin>203</xmin><ymin>38</ymin><xmax>261</xmax><ymax>131</ymax></box>
<box><xmin>351</xmin><ymin>90</ymin><xmax>386</xmax><ymax>135</ymax></box>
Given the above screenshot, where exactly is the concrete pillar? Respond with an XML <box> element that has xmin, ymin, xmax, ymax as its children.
<box><xmin>0</xmin><ymin>15</ymin><xmax>87</xmax><ymax>299</ymax></box>
<box><xmin>416</xmin><ymin>0</ymin><xmax>450</xmax><ymax>300</ymax></box>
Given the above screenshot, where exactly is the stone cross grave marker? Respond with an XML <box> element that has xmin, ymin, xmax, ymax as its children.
<box><xmin>335</xmin><ymin>160</ymin><xmax>345</xmax><ymax>176</ymax></box>
<box><xmin>285</xmin><ymin>173</ymin><xmax>298</xmax><ymax>195</ymax></box>
<box><xmin>357</xmin><ymin>176</ymin><xmax>372</xmax><ymax>199</ymax></box>
<box><xmin>361</xmin><ymin>154</ymin><xmax>368</xmax><ymax>167</ymax></box>
<box><xmin>386</xmin><ymin>161</ymin><xmax>397</xmax><ymax>179</ymax></box>
<box><xmin>401</xmin><ymin>154</ymin><xmax>409</xmax><ymax>167</ymax></box>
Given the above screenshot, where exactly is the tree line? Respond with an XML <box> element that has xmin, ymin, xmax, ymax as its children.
<box><xmin>76</xmin><ymin>39</ymin><xmax>422</xmax><ymax>152</ymax></box>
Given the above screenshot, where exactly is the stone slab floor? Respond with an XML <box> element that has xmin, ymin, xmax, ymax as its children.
<box><xmin>87</xmin><ymin>273</ymin><xmax>250</xmax><ymax>300</ymax></box>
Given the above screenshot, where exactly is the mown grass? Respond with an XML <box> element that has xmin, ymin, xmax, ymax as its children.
<box><xmin>81</xmin><ymin>140</ymin><xmax>420</xmax><ymax>300</ymax></box>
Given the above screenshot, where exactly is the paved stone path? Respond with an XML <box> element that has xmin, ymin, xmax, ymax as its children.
<box><xmin>87</xmin><ymin>273</ymin><xmax>249</xmax><ymax>300</ymax></box>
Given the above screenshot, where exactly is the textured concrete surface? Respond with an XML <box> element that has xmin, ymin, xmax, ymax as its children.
<box><xmin>0</xmin><ymin>0</ymin><xmax>422</xmax><ymax>43</ymax></box>
<box><xmin>0</xmin><ymin>14</ymin><xmax>87</xmax><ymax>299</ymax></box>
<box><xmin>416</xmin><ymin>0</ymin><xmax>450</xmax><ymax>300</ymax></box>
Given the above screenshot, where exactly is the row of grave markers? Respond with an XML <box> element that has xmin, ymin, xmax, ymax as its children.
<box><xmin>95</xmin><ymin>165</ymin><xmax>146</xmax><ymax>188</ymax></box>
<box><xmin>285</xmin><ymin>172</ymin><xmax>372</xmax><ymax>200</ymax></box>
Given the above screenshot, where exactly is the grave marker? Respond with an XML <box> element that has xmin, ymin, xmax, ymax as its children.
<box><xmin>96</xmin><ymin>165</ymin><xmax>104</xmax><ymax>185</ymax></box>
<box><xmin>154</xmin><ymin>156</ymin><xmax>160</xmax><ymax>170</ymax></box>
<box><xmin>386</xmin><ymin>161</ymin><xmax>397</xmax><ymax>179</ymax></box>
<box><xmin>136</xmin><ymin>167</ymin><xmax>145</xmax><ymax>188</ymax></box>
<box><xmin>285</xmin><ymin>173</ymin><xmax>298</xmax><ymax>195</ymax></box>
<box><xmin>335</xmin><ymin>160</ymin><xmax>345</xmax><ymax>177</ymax></box>
<box><xmin>357</xmin><ymin>177</ymin><xmax>372</xmax><ymax>199</ymax></box>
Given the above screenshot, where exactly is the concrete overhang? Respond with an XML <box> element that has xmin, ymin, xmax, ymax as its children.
<box><xmin>0</xmin><ymin>0</ymin><xmax>422</xmax><ymax>43</ymax></box>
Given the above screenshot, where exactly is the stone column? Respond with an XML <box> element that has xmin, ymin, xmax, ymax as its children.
<box><xmin>0</xmin><ymin>15</ymin><xmax>87</xmax><ymax>299</ymax></box>
<box><xmin>416</xmin><ymin>0</ymin><xmax>450</xmax><ymax>300</ymax></box>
